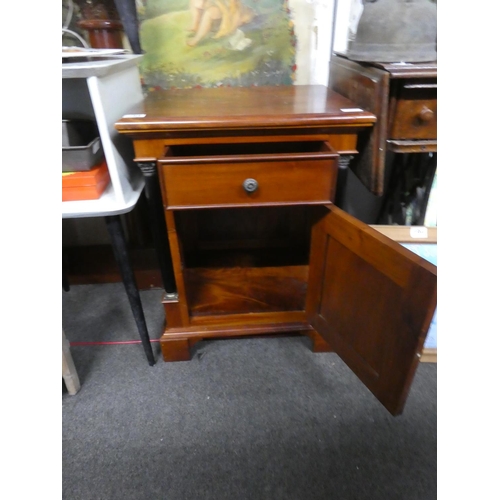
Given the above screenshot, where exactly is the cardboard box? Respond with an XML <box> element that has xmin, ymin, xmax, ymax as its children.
<box><xmin>62</xmin><ymin>160</ymin><xmax>110</xmax><ymax>201</ymax></box>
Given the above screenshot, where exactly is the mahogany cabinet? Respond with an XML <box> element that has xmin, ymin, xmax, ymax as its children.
<box><xmin>115</xmin><ymin>85</ymin><xmax>437</xmax><ymax>415</ymax></box>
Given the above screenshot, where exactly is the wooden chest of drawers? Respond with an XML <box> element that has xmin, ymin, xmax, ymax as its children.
<box><xmin>329</xmin><ymin>55</ymin><xmax>437</xmax><ymax>195</ymax></box>
<box><xmin>389</xmin><ymin>81</ymin><xmax>437</xmax><ymax>140</ymax></box>
<box><xmin>115</xmin><ymin>85</ymin><xmax>437</xmax><ymax>415</ymax></box>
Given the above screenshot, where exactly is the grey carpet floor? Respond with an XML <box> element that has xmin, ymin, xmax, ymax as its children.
<box><xmin>62</xmin><ymin>283</ymin><xmax>437</xmax><ymax>500</ymax></box>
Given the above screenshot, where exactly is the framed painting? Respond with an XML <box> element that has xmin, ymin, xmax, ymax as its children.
<box><xmin>135</xmin><ymin>0</ymin><xmax>334</xmax><ymax>91</ymax></box>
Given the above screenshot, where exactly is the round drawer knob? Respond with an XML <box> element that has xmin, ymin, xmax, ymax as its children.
<box><xmin>417</xmin><ymin>106</ymin><xmax>434</xmax><ymax>122</ymax></box>
<box><xmin>243</xmin><ymin>178</ymin><xmax>259</xmax><ymax>193</ymax></box>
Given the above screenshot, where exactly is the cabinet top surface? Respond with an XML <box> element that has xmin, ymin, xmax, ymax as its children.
<box><xmin>370</xmin><ymin>61</ymin><xmax>437</xmax><ymax>78</ymax></box>
<box><xmin>332</xmin><ymin>53</ymin><xmax>437</xmax><ymax>79</ymax></box>
<box><xmin>115</xmin><ymin>85</ymin><xmax>376</xmax><ymax>133</ymax></box>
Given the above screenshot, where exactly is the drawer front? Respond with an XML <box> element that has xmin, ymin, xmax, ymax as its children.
<box><xmin>390</xmin><ymin>83</ymin><xmax>437</xmax><ymax>140</ymax></box>
<box><xmin>158</xmin><ymin>142</ymin><xmax>338</xmax><ymax>209</ymax></box>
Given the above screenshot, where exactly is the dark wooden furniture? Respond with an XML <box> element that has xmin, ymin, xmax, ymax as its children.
<box><xmin>329</xmin><ymin>55</ymin><xmax>437</xmax><ymax>200</ymax></box>
<box><xmin>115</xmin><ymin>85</ymin><xmax>437</xmax><ymax>415</ymax></box>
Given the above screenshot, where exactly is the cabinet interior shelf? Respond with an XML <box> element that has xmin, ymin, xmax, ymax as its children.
<box><xmin>176</xmin><ymin>205</ymin><xmax>312</xmax><ymax>317</ymax></box>
<box><xmin>185</xmin><ymin>264</ymin><xmax>309</xmax><ymax>317</ymax></box>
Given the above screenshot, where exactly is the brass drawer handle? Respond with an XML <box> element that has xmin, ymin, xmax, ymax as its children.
<box><xmin>418</xmin><ymin>106</ymin><xmax>434</xmax><ymax>123</ymax></box>
<box><xmin>243</xmin><ymin>178</ymin><xmax>259</xmax><ymax>193</ymax></box>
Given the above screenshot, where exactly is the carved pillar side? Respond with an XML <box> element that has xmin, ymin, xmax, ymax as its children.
<box><xmin>335</xmin><ymin>155</ymin><xmax>354</xmax><ymax>208</ymax></box>
<box><xmin>137</xmin><ymin>162</ymin><xmax>177</xmax><ymax>294</ymax></box>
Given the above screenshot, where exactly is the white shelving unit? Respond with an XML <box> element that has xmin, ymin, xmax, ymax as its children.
<box><xmin>62</xmin><ymin>55</ymin><xmax>145</xmax><ymax>218</ymax></box>
<box><xmin>62</xmin><ymin>55</ymin><xmax>156</xmax><ymax>366</ymax></box>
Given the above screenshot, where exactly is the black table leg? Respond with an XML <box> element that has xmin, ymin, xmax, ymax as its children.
<box><xmin>376</xmin><ymin>152</ymin><xmax>437</xmax><ymax>225</ymax></box>
<box><xmin>105</xmin><ymin>215</ymin><xmax>155</xmax><ymax>366</ymax></box>
<box><xmin>137</xmin><ymin>162</ymin><xmax>177</xmax><ymax>294</ymax></box>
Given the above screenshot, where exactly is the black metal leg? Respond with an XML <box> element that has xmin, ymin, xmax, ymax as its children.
<box><xmin>105</xmin><ymin>215</ymin><xmax>155</xmax><ymax>366</ymax></box>
<box><xmin>137</xmin><ymin>162</ymin><xmax>177</xmax><ymax>294</ymax></box>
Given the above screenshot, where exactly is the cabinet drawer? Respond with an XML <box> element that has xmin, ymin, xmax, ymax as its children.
<box><xmin>158</xmin><ymin>141</ymin><xmax>338</xmax><ymax>209</ymax></box>
<box><xmin>390</xmin><ymin>83</ymin><xmax>437</xmax><ymax>140</ymax></box>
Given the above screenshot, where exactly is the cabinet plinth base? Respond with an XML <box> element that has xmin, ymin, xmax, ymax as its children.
<box><xmin>160</xmin><ymin>338</ymin><xmax>193</xmax><ymax>362</ymax></box>
<box><xmin>305</xmin><ymin>329</ymin><xmax>335</xmax><ymax>353</ymax></box>
<box><xmin>159</xmin><ymin>322</ymin><xmax>332</xmax><ymax>362</ymax></box>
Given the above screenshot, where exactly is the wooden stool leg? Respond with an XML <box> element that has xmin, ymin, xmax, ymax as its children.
<box><xmin>62</xmin><ymin>329</ymin><xmax>81</xmax><ymax>395</ymax></box>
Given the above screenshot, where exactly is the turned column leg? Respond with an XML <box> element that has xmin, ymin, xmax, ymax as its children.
<box><xmin>334</xmin><ymin>155</ymin><xmax>354</xmax><ymax>208</ymax></box>
<box><xmin>136</xmin><ymin>161</ymin><xmax>177</xmax><ymax>294</ymax></box>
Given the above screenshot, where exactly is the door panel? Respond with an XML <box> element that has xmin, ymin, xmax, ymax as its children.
<box><xmin>306</xmin><ymin>206</ymin><xmax>437</xmax><ymax>415</ymax></box>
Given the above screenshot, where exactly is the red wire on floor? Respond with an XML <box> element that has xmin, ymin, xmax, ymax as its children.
<box><xmin>70</xmin><ymin>339</ymin><xmax>161</xmax><ymax>346</ymax></box>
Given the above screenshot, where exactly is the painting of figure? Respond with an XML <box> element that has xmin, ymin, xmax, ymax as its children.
<box><xmin>136</xmin><ymin>0</ymin><xmax>297</xmax><ymax>90</ymax></box>
<box><xmin>187</xmin><ymin>0</ymin><xmax>256</xmax><ymax>47</ymax></box>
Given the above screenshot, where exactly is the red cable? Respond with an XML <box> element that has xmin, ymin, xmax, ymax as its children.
<box><xmin>70</xmin><ymin>339</ymin><xmax>161</xmax><ymax>346</ymax></box>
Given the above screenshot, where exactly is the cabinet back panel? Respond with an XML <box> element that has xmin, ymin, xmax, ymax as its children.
<box><xmin>185</xmin><ymin>265</ymin><xmax>308</xmax><ymax>317</ymax></box>
<box><xmin>176</xmin><ymin>206</ymin><xmax>312</xmax><ymax>267</ymax></box>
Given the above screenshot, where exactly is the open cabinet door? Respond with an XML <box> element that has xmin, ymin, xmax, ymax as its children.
<box><xmin>306</xmin><ymin>206</ymin><xmax>437</xmax><ymax>415</ymax></box>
